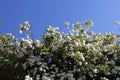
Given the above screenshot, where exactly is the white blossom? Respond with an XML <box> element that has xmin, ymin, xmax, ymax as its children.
<box><xmin>42</xmin><ymin>76</ymin><xmax>51</xmax><ymax>80</ymax></box>
<box><xmin>19</xmin><ymin>30</ymin><xmax>22</xmax><ymax>33</ymax></box>
<box><xmin>115</xmin><ymin>21</ymin><xmax>120</xmax><ymax>25</ymax></box>
<box><xmin>116</xmin><ymin>77</ymin><xmax>120</xmax><ymax>80</ymax></box>
<box><xmin>34</xmin><ymin>40</ymin><xmax>40</xmax><ymax>47</ymax></box>
<box><xmin>64</xmin><ymin>22</ymin><xmax>69</xmax><ymax>27</ymax></box>
<box><xmin>84</xmin><ymin>20</ymin><xmax>94</xmax><ymax>26</ymax></box>
<box><xmin>25</xmin><ymin>75</ymin><xmax>33</xmax><ymax>80</ymax></box>
<box><xmin>74</xmin><ymin>22</ymin><xmax>82</xmax><ymax>28</ymax></box>
<box><xmin>93</xmin><ymin>68</ymin><xmax>98</xmax><ymax>73</ymax></box>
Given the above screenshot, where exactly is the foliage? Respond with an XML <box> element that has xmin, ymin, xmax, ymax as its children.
<box><xmin>0</xmin><ymin>20</ymin><xmax>120</xmax><ymax>80</ymax></box>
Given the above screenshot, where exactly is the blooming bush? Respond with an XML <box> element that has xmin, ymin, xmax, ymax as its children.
<box><xmin>0</xmin><ymin>20</ymin><xmax>120</xmax><ymax>80</ymax></box>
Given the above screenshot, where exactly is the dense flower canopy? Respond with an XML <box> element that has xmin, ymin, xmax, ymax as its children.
<box><xmin>0</xmin><ymin>20</ymin><xmax>120</xmax><ymax>80</ymax></box>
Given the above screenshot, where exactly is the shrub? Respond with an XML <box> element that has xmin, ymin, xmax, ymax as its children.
<box><xmin>0</xmin><ymin>20</ymin><xmax>120</xmax><ymax>80</ymax></box>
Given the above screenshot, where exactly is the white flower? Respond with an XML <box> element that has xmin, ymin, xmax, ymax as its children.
<box><xmin>23</xmin><ymin>26</ymin><xmax>27</xmax><ymax>30</ymax></box>
<box><xmin>66</xmin><ymin>35</ymin><xmax>72</xmax><ymax>42</ymax></box>
<box><xmin>26</xmin><ymin>27</ymin><xmax>29</xmax><ymax>31</ymax></box>
<box><xmin>116</xmin><ymin>77</ymin><xmax>120</xmax><ymax>80</ymax></box>
<box><xmin>52</xmin><ymin>46</ymin><xmax>58</xmax><ymax>51</ymax></box>
<box><xmin>89</xmin><ymin>31</ymin><xmax>95</xmax><ymax>36</ymax></box>
<box><xmin>78</xmin><ymin>61</ymin><xmax>82</xmax><ymax>66</ymax></box>
<box><xmin>25</xmin><ymin>75</ymin><xmax>33</xmax><ymax>80</ymax></box>
<box><xmin>86</xmin><ymin>43</ymin><xmax>92</xmax><ymax>49</ymax></box>
<box><xmin>71</xmin><ymin>29</ymin><xmax>75</xmax><ymax>33</ymax></box>
<box><xmin>7</xmin><ymin>33</ymin><xmax>15</xmax><ymax>39</ymax></box>
<box><xmin>46</xmin><ymin>26</ymin><xmax>51</xmax><ymax>32</ymax></box>
<box><xmin>55</xmin><ymin>27</ymin><xmax>59</xmax><ymax>30</ymax></box>
<box><xmin>61</xmin><ymin>72</ymin><xmax>66</xmax><ymax>77</ymax></box>
<box><xmin>39</xmin><ymin>67</ymin><xmax>43</xmax><ymax>71</ymax></box>
<box><xmin>34</xmin><ymin>40</ymin><xmax>40</xmax><ymax>44</ymax></box>
<box><xmin>69</xmin><ymin>33</ymin><xmax>73</xmax><ymax>36</ymax></box>
<box><xmin>111</xmin><ymin>60</ymin><xmax>116</xmax><ymax>66</ymax></box>
<box><xmin>101</xmin><ymin>77</ymin><xmax>109</xmax><ymax>80</ymax></box>
<box><xmin>50</xmin><ymin>74</ymin><xmax>55</xmax><ymax>78</ymax></box>
<box><xmin>115</xmin><ymin>21</ymin><xmax>120</xmax><ymax>25</ymax></box>
<box><xmin>20</xmin><ymin>38</ymin><xmax>25</xmax><ymax>42</ymax></box>
<box><xmin>113</xmin><ymin>53</ymin><xmax>118</xmax><ymax>60</ymax></box>
<box><xmin>34</xmin><ymin>40</ymin><xmax>40</xmax><ymax>47</ymax></box>
<box><xmin>29</xmin><ymin>78</ymin><xmax>33</xmax><ymax>80</ymax></box>
<box><xmin>64</xmin><ymin>22</ymin><xmax>69</xmax><ymax>27</ymax></box>
<box><xmin>11</xmin><ymin>35</ymin><xmax>15</xmax><ymax>39</ymax></box>
<box><xmin>82</xmin><ymin>40</ymin><xmax>86</xmax><ymax>46</ymax></box>
<box><xmin>83</xmin><ymin>30</ymin><xmax>86</xmax><ymax>35</ymax></box>
<box><xmin>76</xmin><ymin>51</ymin><xmax>85</xmax><ymax>62</ymax></box>
<box><xmin>57</xmin><ymin>73</ymin><xmax>60</xmax><ymax>77</ymax></box>
<box><xmin>60</xmin><ymin>77</ymin><xmax>65</xmax><ymax>80</ymax></box>
<box><xmin>24</xmin><ymin>21</ymin><xmax>29</xmax><ymax>25</ymax></box>
<box><xmin>42</xmin><ymin>76</ymin><xmax>51</xmax><ymax>80</ymax></box>
<box><xmin>111</xmin><ymin>69</ymin><xmax>117</xmax><ymax>74</ymax></box>
<box><xmin>74</xmin><ymin>22</ymin><xmax>82</xmax><ymax>28</ymax></box>
<box><xmin>19</xmin><ymin>21</ymin><xmax>30</xmax><ymax>32</ymax></box>
<box><xmin>51</xmin><ymin>64</ymin><xmax>56</xmax><ymax>67</ymax></box>
<box><xmin>24</xmin><ymin>21</ymin><xmax>30</xmax><ymax>29</ymax></box>
<box><xmin>84</xmin><ymin>62</ymin><xmax>88</xmax><ymax>65</ymax></box>
<box><xmin>22</xmin><ymin>63</ymin><xmax>27</xmax><ymax>70</ymax></box>
<box><xmin>25</xmin><ymin>75</ymin><xmax>30</xmax><ymax>79</ymax></box>
<box><xmin>74</xmin><ymin>41</ymin><xmax>79</xmax><ymax>47</ymax></box>
<box><xmin>19</xmin><ymin>30</ymin><xmax>22</xmax><ymax>34</ymax></box>
<box><xmin>93</xmin><ymin>68</ymin><xmax>98</xmax><ymax>73</ymax></box>
<box><xmin>23</xmin><ymin>40</ymin><xmax>32</xmax><ymax>48</ymax></box>
<box><xmin>19</xmin><ymin>24</ymin><xmax>23</xmax><ymax>29</ymax></box>
<box><xmin>66</xmin><ymin>73</ymin><xmax>73</xmax><ymax>77</ymax></box>
<box><xmin>84</xmin><ymin>20</ymin><xmax>94</xmax><ymax>27</ymax></box>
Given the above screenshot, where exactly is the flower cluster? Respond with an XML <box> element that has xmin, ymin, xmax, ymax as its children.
<box><xmin>25</xmin><ymin>75</ymin><xmax>33</xmax><ymax>80</ymax></box>
<box><xmin>19</xmin><ymin>21</ymin><xmax>30</xmax><ymax>33</ymax></box>
<box><xmin>0</xmin><ymin>20</ymin><xmax>120</xmax><ymax>80</ymax></box>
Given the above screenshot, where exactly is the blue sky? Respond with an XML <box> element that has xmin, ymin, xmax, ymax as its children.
<box><xmin>0</xmin><ymin>0</ymin><xmax>120</xmax><ymax>39</ymax></box>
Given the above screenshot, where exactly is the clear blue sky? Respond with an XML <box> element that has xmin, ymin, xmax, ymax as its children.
<box><xmin>0</xmin><ymin>0</ymin><xmax>120</xmax><ymax>39</ymax></box>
